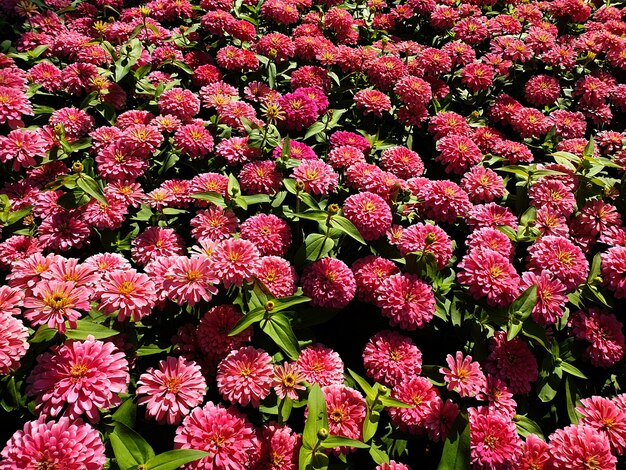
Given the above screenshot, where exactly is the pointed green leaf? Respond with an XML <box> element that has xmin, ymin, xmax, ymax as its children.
<box><xmin>144</xmin><ymin>450</ymin><xmax>209</xmax><ymax>470</ymax></box>
<box><xmin>110</xmin><ymin>422</ymin><xmax>155</xmax><ymax>470</ymax></box>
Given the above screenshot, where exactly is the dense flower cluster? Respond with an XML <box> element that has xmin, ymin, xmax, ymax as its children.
<box><xmin>0</xmin><ymin>0</ymin><xmax>626</xmax><ymax>467</ymax></box>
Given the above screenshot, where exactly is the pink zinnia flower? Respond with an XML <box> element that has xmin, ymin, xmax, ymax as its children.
<box><xmin>174</xmin><ymin>122</ymin><xmax>215</xmax><ymax>159</ymax></box>
<box><xmin>26</xmin><ymin>336</ymin><xmax>129</xmax><ymax>422</ymax></box>
<box><xmin>577</xmin><ymin>395</ymin><xmax>626</xmax><ymax>455</ymax></box>
<box><xmin>460</xmin><ymin>165</ymin><xmax>506</xmax><ymax>203</ymax></box>
<box><xmin>363</xmin><ymin>330</ymin><xmax>423</xmax><ymax>387</ymax></box>
<box><xmin>23</xmin><ymin>280</ymin><xmax>91</xmax><ymax>333</ymax></box>
<box><xmin>0</xmin><ymin>128</ymin><xmax>47</xmax><ymax>171</ymax></box>
<box><xmin>376</xmin><ymin>273</ymin><xmax>436</xmax><ymax>330</ymax></box>
<box><xmin>190</xmin><ymin>206</ymin><xmax>239</xmax><ymax>242</ymax></box>
<box><xmin>296</xmin><ymin>344</ymin><xmax>344</xmax><ymax>387</ymax></box>
<box><xmin>388</xmin><ymin>376</ymin><xmax>440</xmax><ymax>435</ymax></box>
<box><xmin>478</xmin><ymin>375</ymin><xmax>517</xmax><ymax>417</ymax></box>
<box><xmin>343</xmin><ymin>192</ymin><xmax>392</xmax><ymax>241</ymax></box>
<box><xmin>137</xmin><ymin>356</ymin><xmax>207</xmax><ymax>425</ymax></box>
<box><xmin>435</xmin><ymin>134</ymin><xmax>482</xmax><ymax>174</ymax></box>
<box><xmin>174</xmin><ymin>401</ymin><xmax>261</xmax><ymax>469</ymax></box>
<box><xmin>239</xmin><ymin>160</ymin><xmax>283</xmax><ymax>195</ymax></box>
<box><xmin>520</xmin><ymin>271</ymin><xmax>567</xmax><ymax>326</ymax></box>
<box><xmin>0</xmin><ymin>285</ymin><xmax>24</xmax><ymax>316</ymax></box>
<box><xmin>254</xmin><ymin>423</ymin><xmax>300</xmax><ymax>470</ymax></box>
<box><xmin>548</xmin><ymin>425</ymin><xmax>616</xmax><ymax>470</ymax></box>
<box><xmin>272</xmin><ymin>362</ymin><xmax>306</xmax><ymax>400</ymax></box>
<box><xmin>354</xmin><ymin>89</ymin><xmax>391</xmax><ymax>117</ymax></box>
<box><xmin>163</xmin><ymin>256</ymin><xmax>219</xmax><ymax>307</ymax></box>
<box><xmin>0</xmin><ymin>417</ymin><xmax>106</xmax><ymax>469</ymax></box>
<box><xmin>0</xmin><ymin>314</ymin><xmax>29</xmax><ymax>375</ymax></box>
<box><xmin>376</xmin><ymin>462</ymin><xmax>412</xmax><ymax>470</ymax></box>
<box><xmin>469</xmin><ymin>409</ymin><xmax>522</xmax><ymax>470</ymax></box>
<box><xmin>38</xmin><ymin>212</ymin><xmax>91</xmax><ymax>252</ymax></box>
<box><xmin>601</xmin><ymin>246</ymin><xmax>626</xmax><ymax>298</ymax></box>
<box><xmin>158</xmin><ymin>87</ymin><xmax>200</xmax><ymax>121</ymax></box>
<box><xmin>322</xmin><ymin>384</ymin><xmax>367</xmax><ymax>446</ymax></box>
<box><xmin>292</xmin><ymin>160</ymin><xmax>339</xmax><ymax>196</ymax></box>
<box><xmin>570</xmin><ymin>308</ymin><xmax>625</xmax><ymax>368</ymax></box>
<box><xmin>418</xmin><ymin>180</ymin><xmax>472</xmax><ymax>224</ymax></box>
<box><xmin>212</xmin><ymin>238</ymin><xmax>261</xmax><ymax>288</ymax></box>
<box><xmin>240</xmin><ymin>214</ymin><xmax>292</xmax><ymax>257</ymax></box>
<box><xmin>96</xmin><ymin>269</ymin><xmax>157</xmax><ymax>322</ymax></box>
<box><xmin>440</xmin><ymin>351</ymin><xmax>486</xmax><ymax>398</ymax></box>
<box><xmin>255</xmin><ymin>256</ymin><xmax>297</xmax><ymax>298</ymax></box>
<box><xmin>301</xmin><ymin>257</ymin><xmax>356</xmax><ymax>310</ymax></box>
<box><xmin>217</xmin><ymin>346</ymin><xmax>273</xmax><ymax>407</ymax></box>
<box><xmin>519</xmin><ymin>434</ymin><xmax>550</xmax><ymax>470</ymax></box>
<box><xmin>196</xmin><ymin>305</ymin><xmax>253</xmax><ymax>367</ymax></box>
<box><xmin>399</xmin><ymin>223</ymin><xmax>453</xmax><ymax>270</ymax></box>
<box><xmin>457</xmin><ymin>248</ymin><xmax>520</xmax><ymax>308</ymax></box>
<box><xmin>485</xmin><ymin>331</ymin><xmax>538</xmax><ymax>395</ymax></box>
<box><xmin>352</xmin><ymin>256</ymin><xmax>400</xmax><ymax>303</ymax></box>
<box><xmin>467</xmin><ymin>227</ymin><xmax>513</xmax><ymax>259</ymax></box>
<box><xmin>526</xmin><ymin>236</ymin><xmax>589</xmax><ymax>291</ymax></box>
<box><xmin>380</xmin><ymin>147</ymin><xmax>424</xmax><ymax>179</ymax></box>
<box><xmin>424</xmin><ymin>398</ymin><xmax>460</xmax><ymax>443</ymax></box>
<box><xmin>0</xmin><ymin>85</ymin><xmax>32</xmax><ymax>129</ymax></box>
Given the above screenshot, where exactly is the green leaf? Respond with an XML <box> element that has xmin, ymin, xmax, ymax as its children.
<box><xmin>64</xmin><ymin>319</ymin><xmax>119</xmax><ymax>340</ymax></box>
<box><xmin>507</xmin><ymin>285</ymin><xmax>537</xmax><ymax>341</ymax></box>
<box><xmin>321</xmin><ymin>435</ymin><xmax>369</xmax><ymax>450</ymax></box>
<box><xmin>347</xmin><ymin>369</ymin><xmax>374</xmax><ymax>398</ymax></box>
<box><xmin>144</xmin><ymin>450</ymin><xmax>209</xmax><ymax>470</ymax></box>
<box><xmin>436</xmin><ymin>415</ymin><xmax>470</xmax><ymax>470</ymax></box>
<box><xmin>304</xmin><ymin>121</ymin><xmax>326</xmax><ymax>140</ymax></box>
<box><xmin>304</xmin><ymin>233</ymin><xmax>334</xmax><ymax>262</ymax></box>
<box><xmin>369</xmin><ymin>443</ymin><xmax>390</xmax><ymax>465</ymax></box>
<box><xmin>587</xmin><ymin>252</ymin><xmax>602</xmax><ymax>284</ymax></box>
<box><xmin>110</xmin><ymin>422</ymin><xmax>155</xmax><ymax>470</ymax></box>
<box><xmin>76</xmin><ymin>175</ymin><xmax>108</xmax><ymax>206</ymax></box>
<box><xmin>30</xmin><ymin>325</ymin><xmax>57</xmax><ymax>343</ymax></box>
<box><xmin>560</xmin><ymin>362</ymin><xmax>587</xmax><ymax>379</ymax></box>
<box><xmin>5</xmin><ymin>205</ymin><xmax>32</xmax><ymax>226</ymax></box>
<box><xmin>302</xmin><ymin>384</ymin><xmax>328</xmax><ymax>449</ymax></box>
<box><xmin>262</xmin><ymin>313</ymin><xmax>300</xmax><ymax>360</ymax></box>
<box><xmin>272</xmin><ymin>295</ymin><xmax>311</xmax><ymax>312</ymax></box>
<box><xmin>330</xmin><ymin>215</ymin><xmax>366</xmax><ymax>244</ymax></box>
<box><xmin>565</xmin><ymin>377</ymin><xmax>580</xmax><ymax>424</ymax></box>
<box><xmin>514</xmin><ymin>415</ymin><xmax>544</xmax><ymax>440</ymax></box>
<box><xmin>111</xmin><ymin>397</ymin><xmax>137</xmax><ymax>428</ymax></box>
<box><xmin>378</xmin><ymin>396</ymin><xmax>412</xmax><ymax>408</ymax></box>
<box><xmin>190</xmin><ymin>192</ymin><xmax>226</xmax><ymax>207</ymax></box>
<box><xmin>229</xmin><ymin>307</ymin><xmax>265</xmax><ymax>336</ymax></box>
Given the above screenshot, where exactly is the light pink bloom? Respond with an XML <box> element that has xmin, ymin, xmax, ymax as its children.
<box><xmin>0</xmin><ymin>417</ymin><xmax>106</xmax><ymax>469</ymax></box>
<box><xmin>26</xmin><ymin>336</ymin><xmax>129</xmax><ymax>422</ymax></box>
<box><xmin>217</xmin><ymin>346</ymin><xmax>273</xmax><ymax>407</ymax></box>
<box><xmin>24</xmin><ymin>280</ymin><xmax>91</xmax><ymax>333</ymax></box>
<box><xmin>137</xmin><ymin>356</ymin><xmax>207</xmax><ymax>425</ymax></box>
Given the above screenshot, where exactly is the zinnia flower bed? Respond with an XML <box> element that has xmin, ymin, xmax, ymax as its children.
<box><xmin>0</xmin><ymin>0</ymin><xmax>626</xmax><ymax>467</ymax></box>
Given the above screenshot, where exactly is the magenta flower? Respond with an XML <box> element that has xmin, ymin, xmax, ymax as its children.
<box><xmin>440</xmin><ymin>351</ymin><xmax>486</xmax><ymax>398</ymax></box>
<box><xmin>301</xmin><ymin>257</ymin><xmax>356</xmax><ymax>310</ymax></box>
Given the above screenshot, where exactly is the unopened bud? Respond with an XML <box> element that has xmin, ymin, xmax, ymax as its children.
<box><xmin>295</xmin><ymin>181</ymin><xmax>305</xmax><ymax>192</ymax></box>
<box><xmin>327</xmin><ymin>204</ymin><xmax>340</xmax><ymax>215</ymax></box>
<box><xmin>72</xmin><ymin>162</ymin><xmax>84</xmax><ymax>173</ymax></box>
<box><xmin>264</xmin><ymin>301</ymin><xmax>275</xmax><ymax>312</ymax></box>
<box><xmin>317</xmin><ymin>428</ymin><xmax>329</xmax><ymax>440</ymax></box>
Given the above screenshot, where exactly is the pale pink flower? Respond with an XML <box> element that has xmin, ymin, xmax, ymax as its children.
<box><xmin>137</xmin><ymin>356</ymin><xmax>207</xmax><ymax>425</ymax></box>
<box><xmin>217</xmin><ymin>346</ymin><xmax>273</xmax><ymax>407</ymax></box>
<box><xmin>26</xmin><ymin>336</ymin><xmax>129</xmax><ymax>422</ymax></box>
